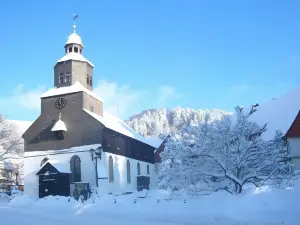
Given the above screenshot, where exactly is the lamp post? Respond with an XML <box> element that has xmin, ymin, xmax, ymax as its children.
<box><xmin>90</xmin><ymin>146</ymin><xmax>103</xmax><ymax>188</ymax></box>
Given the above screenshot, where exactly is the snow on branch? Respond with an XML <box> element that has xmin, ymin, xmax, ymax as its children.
<box><xmin>157</xmin><ymin>106</ymin><xmax>295</xmax><ymax>195</ymax></box>
<box><xmin>0</xmin><ymin>114</ymin><xmax>23</xmax><ymax>162</ymax></box>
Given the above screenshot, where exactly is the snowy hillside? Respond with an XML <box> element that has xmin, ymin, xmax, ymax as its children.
<box><xmin>9</xmin><ymin>120</ymin><xmax>32</xmax><ymax>138</ymax></box>
<box><xmin>126</xmin><ymin>107</ymin><xmax>231</xmax><ymax>137</ymax></box>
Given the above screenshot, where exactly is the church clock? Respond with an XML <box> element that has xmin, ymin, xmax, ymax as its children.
<box><xmin>55</xmin><ymin>98</ymin><xmax>67</xmax><ymax>109</ymax></box>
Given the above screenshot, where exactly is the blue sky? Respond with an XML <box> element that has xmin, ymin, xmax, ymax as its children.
<box><xmin>1</xmin><ymin>0</ymin><xmax>300</xmax><ymax>121</ymax></box>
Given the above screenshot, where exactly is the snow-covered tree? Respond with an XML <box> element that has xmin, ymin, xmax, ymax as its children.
<box><xmin>158</xmin><ymin>106</ymin><xmax>294</xmax><ymax>194</ymax></box>
<box><xmin>0</xmin><ymin>114</ymin><xmax>23</xmax><ymax>184</ymax></box>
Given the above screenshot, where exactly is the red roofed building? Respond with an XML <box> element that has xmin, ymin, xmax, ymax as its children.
<box><xmin>285</xmin><ymin>111</ymin><xmax>300</xmax><ymax>170</ymax></box>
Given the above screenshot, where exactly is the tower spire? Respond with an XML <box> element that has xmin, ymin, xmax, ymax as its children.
<box><xmin>73</xmin><ymin>14</ymin><xmax>79</xmax><ymax>33</ymax></box>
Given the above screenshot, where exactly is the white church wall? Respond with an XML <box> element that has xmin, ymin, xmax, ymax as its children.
<box><xmin>287</xmin><ymin>138</ymin><xmax>300</xmax><ymax>170</ymax></box>
<box><xmin>24</xmin><ymin>145</ymin><xmax>99</xmax><ymax>198</ymax></box>
<box><xmin>24</xmin><ymin>144</ymin><xmax>158</xmax><ymax>198</ymax></box>
<box><xmin>100</xmin><ymin>152</ymin><xmax>157</xmax><ymax>194</ymax></box>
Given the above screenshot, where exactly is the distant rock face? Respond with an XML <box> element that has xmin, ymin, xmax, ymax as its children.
<box><xmin>125</xmin><ymin>107</ymin><xmax>231</xmax><ymax>137</ymax></box>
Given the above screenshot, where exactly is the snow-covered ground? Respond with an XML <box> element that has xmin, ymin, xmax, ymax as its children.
<box><xmin>0</xmin><ymin>183</ymin><xmax>299</xmax><ymax>225</ymax></box>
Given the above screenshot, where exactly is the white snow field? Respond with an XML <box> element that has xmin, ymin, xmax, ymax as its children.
<box><xmin>0</xmin><ymin>183</ymin><xmax>299</xmax><ymax>225</ymax></box>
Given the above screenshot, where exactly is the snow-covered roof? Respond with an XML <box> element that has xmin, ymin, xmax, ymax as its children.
<box><xmin>57</xmin><ymin>52</ymin><xmax>94</xmax><ymax>67</ymax></box>
<box><xmin>51</xmin><ymin>119</ymin><xmax>67</xmax><ymax>132</ymax></box>
<box><xmin>65</xmin><ymin>32</ymin><xmax>83</xmax><ymax>47</ymax></box>
<box><xmin>247</xmin><ymin>87</ymin><xmax>300</xmax><ymax>140</ymax></box>
<box><xmin>47</xmin><ymin>160</ymin><xmax>71</xmax><ymax>173</ymax></box>
<box><xmin>84</xmin><ymin>109</ymin><xmax>162</xmax><ymax>148</ymax></box>
<box><xmin>40</xmin><ymin>82</ymin><xmax>103</xmax><ymax>102</ymax></box>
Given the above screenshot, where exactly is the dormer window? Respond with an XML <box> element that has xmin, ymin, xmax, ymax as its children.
<box><xmin>69</xmin><ymin>47</ymin><xmax>72</xmax><ymax>53</ymax></box>
<box><xmin>74</xmin><ymin>47</ymin><xmax>78</xmax><ymax>53</ymax></box>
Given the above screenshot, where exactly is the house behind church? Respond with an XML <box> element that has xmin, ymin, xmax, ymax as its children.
<box><xmin>22</xmin><ymin>23</ymin><xmax>163</xmax><ymax>198</ymax></box>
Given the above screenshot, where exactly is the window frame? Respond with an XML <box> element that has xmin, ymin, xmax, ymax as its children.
<box><xmin>70</xmin><ymin>155</ymin><xmax>81</xmax><ymax>183</ymax></box>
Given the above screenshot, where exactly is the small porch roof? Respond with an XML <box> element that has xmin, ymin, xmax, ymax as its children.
<box><xmin>36</xmin><ymin>160</ymin><xmax>71</xmax><ymax>175</ymax></box>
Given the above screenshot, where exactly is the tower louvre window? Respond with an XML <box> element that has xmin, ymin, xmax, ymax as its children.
<box><xmin>87</xmin><ymin>75</ymin><xmax>90</xmax><ymax>84</ymax></box>
<box><xmin>80</xmin><ymin>49</ymin><xmax>82</xmax><ymax>54</ymax></box>
<box><xmin>69</xmin><ymin>47</ymin><xmax>72</xmax><ymax>53</ymax></box>
<box><xmin>65</xmin><ymin>73</ymin><xmax>70</xmax><ymax>83</ymax></box>
<box><xmin>90</xmin><ymin>77</ymin><xmax>93</xmax><ymax>86</ymax></box>
<box><xmin>59</xmin><ymin>73</ymin><xmax>64</xmax><ymax>83</ymax></box>
<box><xmin>74</xmin><ymin>47</ymin><xmax>78</xmax><ymax>53</ymax></box>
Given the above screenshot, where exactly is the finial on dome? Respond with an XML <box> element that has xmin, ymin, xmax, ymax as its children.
<box><xmin>73</xmin><ymin>24</ymin><xmax>77</xmax><ymax>33</ymax></box>
<box><xmin>73</xmin><ymin>14</ymin><xmax>79</xmax><ymax>33</ymax></box>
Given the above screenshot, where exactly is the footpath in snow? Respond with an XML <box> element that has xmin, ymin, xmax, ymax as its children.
<box><xmin>0</xmin><ymin>185</ymin><xmax>299</xmax><ymax>225</ymax></box>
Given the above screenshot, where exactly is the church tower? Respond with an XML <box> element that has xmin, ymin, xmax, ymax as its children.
<box><xmin>54</xmin><ymin>23</ymin><xmax>94</xmax><ymax>91</ymax></box>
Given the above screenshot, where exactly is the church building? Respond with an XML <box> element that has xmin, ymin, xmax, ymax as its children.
<box><xmin>22</xmin><ymin>22</ymin><xmax>162</xmax><ymax>198</ymax></box>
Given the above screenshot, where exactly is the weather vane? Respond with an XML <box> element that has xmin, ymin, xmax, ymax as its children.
<box><xmin>73</xmin><ymin>14</ymin><xmax>79</xmax><ymax>33</ymax></box>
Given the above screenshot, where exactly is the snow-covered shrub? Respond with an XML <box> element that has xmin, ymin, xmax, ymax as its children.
<box><xmin>158</xmin><ymin>105</ymin><xmax>295</xmax><ymax>195</ymax></box>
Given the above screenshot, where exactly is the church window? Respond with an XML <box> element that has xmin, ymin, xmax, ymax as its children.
<box><xmin>70</xmin><ymin>155</ymin><xmax>81</xmax><ymax>183</ymax></box>
<box><xmin>74</xmin><ymin>47</ymin><xmax>78</xmax><ymax>53</ymax></box>
<box><xmin>69</xmin><ymin>47</ymin><xmax>72</xmax><ymax>53</ymax></box>
<box><xmin>91</xmin><ymin>106</ymin><xmax>94</xmax><ymax>112</ymax></box>
<box><xmin>109</xmin><ymin>156</ymin><xmax>114</xmax><ymax>183</ymax></box>
<box><xmin>80</xmin><ymin>49</ymin><xmax>82</xmax><ymax>54</ymax></box>
<box><xmin>59</xmin><ymin>73</ymin><xmax>64</xmax><ymax>83</ymax></box>
<box><xmin>126</xmin><ymin>160</ymin><xmax>131</xmax><ymax>184</ymax></box>
<box><xmin>65</xmin><ymin>73</ymin><xmax>70</xmax><ymax>83</ymax></box>
<box><xmin>137</xmin><ymin>162</ymin><xmax>141</xmax><ymax>176</ymax></box>
<box><xmin>40</xmin><ymin>157</ymin><xmax>49</xmax><ymax>167</ymax></box>
<box><xmin>147</xmin><ymin>165</ymin><xmax>150</xmax><ymax>175</ymax></box>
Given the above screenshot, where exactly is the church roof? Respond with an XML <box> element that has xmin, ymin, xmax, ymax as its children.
<box><xmin>57</xmin><ymin>52</ymin><xmax>94</xmax><ymax>67</ymax></box>
<box><xmin>84</xmin><ymin>109</ymin><xmax>162</xmax><ymax>148</ymax></box>
<box><xmin>285</xmin><ymin>111</ymin><xmax>300</xmax><ymax>138</ymax></box>
<box><xmin>65</xmin><ymin>32</ymin><xmax>84</xmax><ymax>47</ymax></box>
<box><xmin>40</xmin><ymin>82</ymin><xmax>103</xmax><ymax>102</ymax></box>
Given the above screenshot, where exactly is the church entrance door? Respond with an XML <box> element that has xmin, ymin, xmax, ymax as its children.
<box><xmin>39</xmin><ymin>173</ymin><xmax>70</xmax><ymax>198</ymax></box>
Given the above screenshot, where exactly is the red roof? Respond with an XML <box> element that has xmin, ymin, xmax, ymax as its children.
<box><xmin>285</xmin><ymin>110</ymin><xmax>300</xmax><ymax>137</ymax></box>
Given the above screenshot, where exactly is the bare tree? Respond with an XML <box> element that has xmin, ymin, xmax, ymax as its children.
<box><xmin>0</xmin><ymin>114</ymin><xmax>22</xmax><ymax>161</ymax></box>
<box><xmin>0</xmin><ymin>114</ymin><xmax>23</xmax><ymax>187</ymax></box>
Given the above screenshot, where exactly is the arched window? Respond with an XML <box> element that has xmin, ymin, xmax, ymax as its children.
<box><xmin>147</xmin><ymin>164</ymin><xmax>150</xmax><ymax>175</ymax></box>
<box><xmin>126</xmin><ymin>160</ymin><xmax>131</xmax><ymax>184</ymax></box>
<box><xmin>40</xmin><ymin>157</ymin><xmax>49</xmax><ymax>167</ymax></box>
<box><xmin>70</xmin><ymin>155</ymin><xmax>81</xmax><ymax>183</ymax></box>
<box><xmin>109</xmin><ymin>156</ymin><xmax>114</xmax><ymax>183</ymax></box>
<box><xmin>137</xmin><ymin>162</ymin><xmax>141</xmax><ymax>176</ymax></box>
